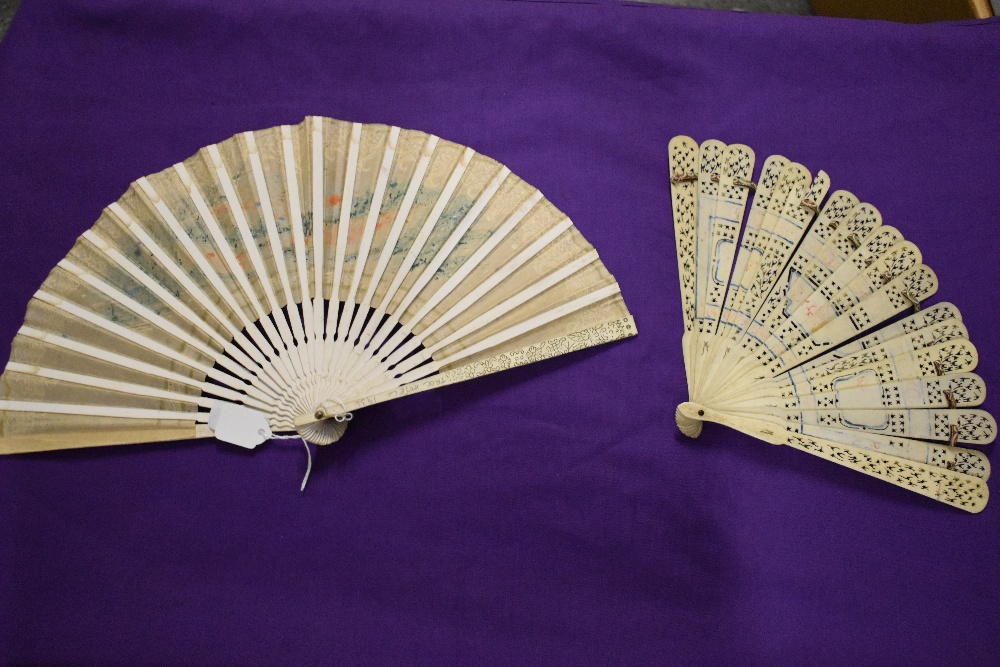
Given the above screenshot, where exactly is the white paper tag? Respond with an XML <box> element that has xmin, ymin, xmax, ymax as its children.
<box><xmin>208</xmin><ymin>401</ymin><xmax>273</xmax><ymax>449</ymax></box>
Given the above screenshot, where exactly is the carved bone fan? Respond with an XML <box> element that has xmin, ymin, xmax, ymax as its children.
<box><xmin>668</xmin><ymin>136</ymin><xmax>994</xmax><ymax>513</ymax></box>
<box><xmin>0</xmin><ymin>117</ymin><xmax>635</xmax><ymax>453</ymax></box>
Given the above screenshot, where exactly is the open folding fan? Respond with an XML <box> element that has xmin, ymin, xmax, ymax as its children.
<box><xmin>668</xmin><ymin>136</ymin><xmax>995</xmax><ymax>512</ymax></box>
<box><xmin>0</xmin><ymin>116</ymin><xmax>635</xmax><ymax>454</ymax></box>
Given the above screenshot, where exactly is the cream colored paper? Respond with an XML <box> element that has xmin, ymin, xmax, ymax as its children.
<box><xmin>0</xmin><ymin>117</ymin><xmax>635</xmax><ymax>453</ymax></box>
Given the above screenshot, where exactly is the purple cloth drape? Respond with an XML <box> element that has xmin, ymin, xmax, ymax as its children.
<box><xmin>1</xmin><ymin>1</ymin><xmax>998</xmax><ymax>664</ymax></box>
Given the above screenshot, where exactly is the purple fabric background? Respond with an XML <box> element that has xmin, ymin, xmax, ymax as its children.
<box><xmin>1</xmin><ymin>1</ymin><xmax>998</xmax><ymax>664</ymax></box>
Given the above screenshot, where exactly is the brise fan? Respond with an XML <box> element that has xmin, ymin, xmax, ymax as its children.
<box><xmin>669</xmin><ymin>136</ymin><xmax>994</xmax><ymax>513</ymax></box>
<box><xmin>0</xmin><ymin>117</ymin><xmax>635</xmax><ymax>455</ymax></box>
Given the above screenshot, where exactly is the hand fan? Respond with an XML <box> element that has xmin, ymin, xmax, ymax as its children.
<box><xmin>668</xmin><ymin>136</ymin><xmax>994</xmax><ymax>513</ymax></box>
<box><xmin>0</xmin><ymin>117</ymin><xmax>635</xmax><ymax>454</ymax></box>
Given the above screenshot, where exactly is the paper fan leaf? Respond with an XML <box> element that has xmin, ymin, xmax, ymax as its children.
<box><xmin>0</xmin><ymin>117</ymin><xmax>635</xmax><ymax>453</ymax></box>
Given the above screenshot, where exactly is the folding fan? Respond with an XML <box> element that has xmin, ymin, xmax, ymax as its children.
<box><xmin>668</xmin><ymin>136</ymin><xmax>995</xmax><ymax>512</ymax></box>
<box><xmin>0</xmin><ymin>117</ymin><xmax>635</xmax><ymax>454</ymax></box>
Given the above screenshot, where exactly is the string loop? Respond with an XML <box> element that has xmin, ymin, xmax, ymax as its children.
<box><xmin>313</xmin><ymin>397</ymin><xmax>354</xmax><ymax>423</ymax></box>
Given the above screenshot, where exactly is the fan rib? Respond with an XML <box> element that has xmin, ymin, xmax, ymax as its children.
<box><xmin>693</xmin><ymin>157</ymin><xmax>796</xmax><ymax>402</ymax></box>
<box><xmin>670</xmin><ymin>136</ymin><xmax>994</xmax><ymax>511</ymax></box>
<box><xmin>78</xmin><ymin>230</ymin><xmax>231</xmax><ymax>353</ymax></box>
<box><xmin>206</xmin><ymin>145</ymin><xmax>308</xmax><ymax>381</ymax></box>
<box><xmin>15</xmin><ymin>326</ymin><xmax>222</xmax><ymax>396</ymax></box>
<box><xmin>4</xmin><ymin>362</ymin><xmax>234</xmax><ymax>412</ymax></box>
<box><xmin>327</xmin><ymin>126</ymin><xmax>401</xmax><ymax>381</ymax></box>
<box><xmin>677</xmin><ymin>402</ymin><xmax>988</xmax><ymax>512</ymax></box>
<box><xmin>0</xmin><ymin>118</ymin><xmax>636</xmax><ymax>452</ymax></box>
<box><xmin>390</xmin><ymin>249</ymin><xmax>603</xmax><ymax>380</ymax></box>
<box><xmin>279</xmin><ymin>126</ymin><xmax>315</xmax><ymax>353</ymax></box>
<box><xmin>377</xmin><ymin>213</ymin><xmax>568</xmax><ymax>372</ymax></box>
<box><xmin>322</xmin><ymin>122</ymin><xmax>363</xmax><ymax>372</ymax></box>
<box><xmin>701</xmin><ymin>405</ymin><xmax>991</xmax><ymax>478</ymax></box>
<box><xmin>389</xmin><ymin>282</ymin><xmax>622</xmax><ymax>389</ymax></box>
<box><xmin>309</xmin><ymin>117</ymin><xmax>326</xmax><ymax>367</ymax></box>
<box><xmin>783</xmin><ymin>433</ymin><xmax>988</xmax><ymax>512</ymax></box>
<box><xmin>129</xmin><ymin>179</ymin><xmax>287</xmax><ymax>385</ymax></box>
<box><xmin>244</xmin><ymin>131</ymin><xmax>306</xmax><ymax>353</ymax></box>
<box><xmin>799</xmin><ymin>302</ymin><xmax>961</xmax><ymax>372</ymax></box>
<box><xmin>360</xmin><ymin>147</ymin><xmax>475</xmax><ymax>363</ymax></box>
<box><xmin>174</xmin><ymin>163</ymin><xmax>294</xmax><ymax>381</ymax></box>
<box><xmin>735</xmin><ymin>171</ymin><xmax>830</xmax><ymax>355</ymax></box>
<box><xmin>53</xmin><ymin>258</ymin><xmax>260</xmax><ymax>391</ymax></box>
<box><xmin>690</xmin><ymin>144</ymin><xmax>759</xmax><ymax>403</ymax></box>
<box><xmin>388</xmin><ymin>164</ymin><xmax>511</xmax><ymax>336</ymax></box>
<box><xmin>751</xmin><ymin>191</ymin><xmax>863</xmax><ymax>333</ymax></box>
<box><xmin>0</xmin><ymin>399</ymin><xmax>205</xmax><ymax>423</ymax></box>
<box><xmin>667</xmin><ymin>136</ymin><xmax>699</xmax><ymax>394</ymax></box>
<box><xmin>726</xmin><ymin>165</ymin><xmax>819</xmax><ymax>354</ymax></box>
<box><xmin>30</xmin><ymin>291</ymin><xmax>260</xmax><ymax>404</ymax></box>
<box><xmin>352</xmin><ymin>162</ymin><xmax>512</xmax><ymax>380</ymax></box>
<box><xmin>340</xmin><ymin>134</ymin><xmax>439</xmax><ymax>379</ymax></box>
<box><xmin>114</xmin><ymin>190</ymin><xmax>280</xmax><ymax>374</ymax></box>
<box><xmin>346</xmin><ymin>189</ymin><xmax>547</xmax><ymax>387</ymax></box>
<box><xmin>348</xmin><ymin>243</ymin><xmax>602</xmax><ymax>391</ymax></box>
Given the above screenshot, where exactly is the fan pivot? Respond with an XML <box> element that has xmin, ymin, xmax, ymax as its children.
<box><xmin>675</xmin><ymin>402</ymin><xmax>705</xmax><ymax>438</ymax></box>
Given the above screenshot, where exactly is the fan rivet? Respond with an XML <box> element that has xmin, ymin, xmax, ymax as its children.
<box><xmin>698</xmin><ymin>410</ymin><xmax>705</xmax><ymax>417</ymax></box>
<box><xmin>315</xmin><ymin>410</ymin><xmax>325</xmax><ymax>420</ymax></box>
